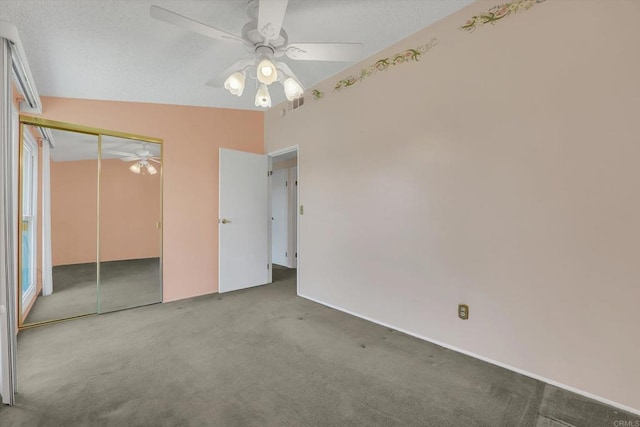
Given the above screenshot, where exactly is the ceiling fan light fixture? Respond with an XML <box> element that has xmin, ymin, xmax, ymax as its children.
<box><xmin>283</xmin><ymin>77</ymin><xmax>304</xmax><ymax>101</ymax></box>
<box><xmin>255</xmin><ymin>84</ymin><xmax>272</xmax><ymax>108</ymax></box>
<box><xmin>152</xmin><ymin>3</ymin><xmax>364</xmax><ymax>109</ymax></box>
<box><xmin>147</xmin><ymin>163</ymin><xmax>158</xmax><ymax>175</ymax></box>
<box><xmin>224</xmin><ymin>71</ymin><xmax>246</xmax><ymax>96</ymax></box>
<box><xmin>129</xmin><ymin>163</ymin><xmax>141</xmax><ymax>174</ymax></box>
<box><xmin>256</xmin><ymin>58</ymin><xmax>278</xmax><ymax>85</ymax></box>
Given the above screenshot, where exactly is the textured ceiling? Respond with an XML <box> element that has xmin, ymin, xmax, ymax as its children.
<box><xmin>2</xmin><ymin>0</ymin><xmax>475</xmax><ymax>111</ymax></box>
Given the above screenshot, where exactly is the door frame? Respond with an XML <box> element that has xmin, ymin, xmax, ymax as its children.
<box><xmin>267</xmin><ymin>145</ymin><xmax>300</xmax><ymax>296</ymax></box>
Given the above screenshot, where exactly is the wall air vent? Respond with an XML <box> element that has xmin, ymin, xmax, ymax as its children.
<box><xmin>288</xmin><ymin>96</ymin><xmax>305</xmax><ymax>111</ymax></box>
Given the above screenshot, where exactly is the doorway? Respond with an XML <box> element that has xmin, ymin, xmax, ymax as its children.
<box><xmin>217</xmin><ymin>146</ymin><xmax>300</xmax><ymax>295</ymax></box>
<box><xmin>269</xmin><ymin>147</ymin><xmax>298</xmax><ymax>293</ymax></box>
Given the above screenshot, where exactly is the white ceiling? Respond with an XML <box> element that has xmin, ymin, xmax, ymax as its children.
<box><xmin>2</xmin><ymin>0</ymin><xmax>474</xmax><ymax>111</ymax></box>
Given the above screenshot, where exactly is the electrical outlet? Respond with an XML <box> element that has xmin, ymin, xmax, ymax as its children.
<box><xmin>458</xmin><ymin>304</ymin><xmax>469</xmax><ymax>320</ymax></box>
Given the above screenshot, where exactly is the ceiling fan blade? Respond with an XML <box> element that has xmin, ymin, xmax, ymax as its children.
<box><xmin>284</xmin><ymin>42</ymin><xmax>364</xmax><ymax>62</ymax></box>
<box><xmin>150</xmin><ymin>5</ymin><xmax>246</xmax><ymax>45</ymax></box>
<box><xmin>258</xmin><ymin>0</ymin><xmax>289</xmax><ymax>42</ymax></box>
<box><xmin>206</xmin><ymin>58</ymin><xmax>256</xmax><ymax>87</ymax></box>
<box><xmin>120</xmin><ymin>156</ymin><xmax>142</xmax><ymax>162</ymax></box>
<box><xmin>103</xmin><ymin>150</ymin><xmax>137</xmax><ymax>157</ymax></box>
<box><xmin>148</xmin><ymin>158</ymin><xmax>162</xmax><ymax>164</ymax></box>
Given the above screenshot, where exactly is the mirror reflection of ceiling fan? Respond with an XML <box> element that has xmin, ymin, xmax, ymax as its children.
<box><xmin>103</xmin><ymin>147</ymin><xmax>161</xmax><ymax>175</ymax></box>
<box><xmin>150</xmin><ymin>0</ymin><xmax>363</xmax><ymax>107</ymax></box>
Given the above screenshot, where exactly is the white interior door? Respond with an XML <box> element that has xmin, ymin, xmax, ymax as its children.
<box><xmin>271</xmin><ymin>169</ymin><xmax>288</xmax><ymax>266</ymax></box>
<box><xmin>219</xmin><ymin>148</ymin><xmax>269</xmax><ymax>293</ymax></box>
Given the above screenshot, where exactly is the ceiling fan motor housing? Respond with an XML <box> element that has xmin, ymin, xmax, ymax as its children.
<box><xmin>241</xmin><ymin>20</ymin><xmax>288</xmax><ymax>53</ymax></box>
<box><xmin>255</xmin><ymin>44</ymin><xmax>275</xmax><ymax>56</ymax></box>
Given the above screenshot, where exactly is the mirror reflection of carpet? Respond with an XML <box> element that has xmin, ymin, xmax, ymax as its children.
<box><xmin>24</xmin><ymin>258</ymin><xmax>161</xmax><ymax>324</ymax></box>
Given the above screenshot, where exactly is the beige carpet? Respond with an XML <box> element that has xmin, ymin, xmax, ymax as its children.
<box><xmin>1</xmin><ymin>267</ymin><xmax>637</xmax><ymax>426</ymax></box>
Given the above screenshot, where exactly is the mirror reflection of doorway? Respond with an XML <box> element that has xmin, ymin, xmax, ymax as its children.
<box><xmin>18</xmin><ymin>117</ymin><xmax>163</xmax><ymax>328</ymax></box>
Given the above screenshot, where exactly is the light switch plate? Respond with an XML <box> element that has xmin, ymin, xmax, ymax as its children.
<box><xmin>458</xmin><ymin>304</ymin><xmax>469</xmax><ymax>320</ymax></box>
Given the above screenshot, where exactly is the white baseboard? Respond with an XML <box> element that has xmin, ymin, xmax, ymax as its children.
<box><xmin>298</xmin><ymin>292</ymin><xmax>640</xmax><ymax>417</ymax></box>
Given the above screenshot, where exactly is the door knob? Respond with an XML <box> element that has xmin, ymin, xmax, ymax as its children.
<box><xmin>221</xmin><ymin>218</ymin><xmax>232</xmax><ymax>224</ymax></box>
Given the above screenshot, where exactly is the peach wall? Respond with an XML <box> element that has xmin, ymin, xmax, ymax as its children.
<box><xmin>11</xmin><ymin>83</ymin><xmax>20</xmax><ymax>109</ymax></box>
<box><xmin>49</xmin><ymin>158</ymin><xmax>161</xmax><ymax>265</ymax></box>
<box><xmin>100</xmin><ymin>158</ymin><xmax>161</xmax><ymax>262</ymax></box>
<box><xmin>26</xmin><ymin>98</ymin><xmax>263</xmax><ymax>301</ymax></box>
<box><xmin>266</xmin><ymin>0</ymin><xmax>640</xmax><ymax>413</ymax></box>
<box><xmin>50</xmin><ymin>159</ymin><xmax>98</xmax><ymax>266</ymax></box>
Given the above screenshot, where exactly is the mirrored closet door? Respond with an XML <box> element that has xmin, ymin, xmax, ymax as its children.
<box><xmin>98</xmin><ymin>135</ymin><xmax>162</xmax><ymax>313</ymax></box>
<box><xmin>18</xmin><ymin>117</ymin><xmax>163</xmax><ymax>328</ymax></box>
<box><xmin>19</xmin><ymin>125</ymin><xmax>99</xmax><ymax>325</ymax></box>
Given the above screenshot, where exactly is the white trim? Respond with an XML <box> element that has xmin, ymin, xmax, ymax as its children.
<box><xmin>267</xmin><ymin>145</ymin><xmax>300</xmax><ymax>296</ymax></box>
<box><xmin>0</xmin><ymin>38</ymin><xmax>18</xmax><ymax>406</ymax></box>
<box><xmin>0</xmin><ymin>19</ymin><xmax>42</xmax><ymax>113</ymax></box>
<box><xmin>298</xmin><ymin>292</ymin><xmax>640</xmax><ymax>417</ymax></box>
<box><xmin>267</xmin><ymin>145</ymin><xmax>299</xmax><ymax>158</ymax></box>
<box><xmin>288</xmin><ymin>166</ymin><xmax>297</xmax><ymax>269</ymax></box>
<box><xmin>0</xmin><ymin>21</ymin><xmax>42</xmax><ymax>405</ymax></box>
<box><xmin>267</xmin><ymin>155</ymin><xmax>273</xmax><ymax>284</ymax></box>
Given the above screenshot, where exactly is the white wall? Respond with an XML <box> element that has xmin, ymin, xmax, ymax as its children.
<box><xmin>265</xmin><ymin>0</ymin><xmax>640</xmax><ymax>413</ymax></box>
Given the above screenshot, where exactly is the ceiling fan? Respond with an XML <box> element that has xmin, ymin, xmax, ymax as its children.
<box><xmin>150</xmin><ymin>0</ymin><xmax>363</xmax><ymax>107</ymax></box>
<box><xmin>103</xmin><ymin>146</ymin><xmax>161</xmax><ymax>175</ymax></box>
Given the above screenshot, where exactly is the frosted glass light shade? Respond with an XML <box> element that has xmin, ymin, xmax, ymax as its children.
<box><xmin>283</xmin><ymin>78</ymin><xmax>304</xmax><ymax>101</ymax></box>
<box><xmin>224</xmin><ymin>72</ymin><xmax>245</xmax><ymax>96</ymax></box>
<box><xmin>129</xmin><ymin>163</ymin><xmax>141</xmax><ymax>174</ymax></box>
<box><xmin>147</xmin><ymin>164</ymin><xmax>157</xmax><ymax>175</ymax></box>
<box><xmin>257</xmin><ymin>59</ymin><xmax>278</xmax><ymax>85</ymax></box>
<box><xmin>255</xmin><ymin>84</ymin><xmax>271</xmax><ymax>108</ymax></box>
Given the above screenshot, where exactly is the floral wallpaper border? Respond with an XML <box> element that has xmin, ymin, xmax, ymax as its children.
<box><xmin>332</xmin><ymin>38</ymin><xmax>438</xmax><ymax>92</ymax></box>
<box><xmin>460</xmin><ymin>0</ymin><xmax>546</xmax><ymax>32</ymax></box>
<box><xmin>309</xmin><ymin>0</ymin><xmax>547</xmax><ymax>102</ymax></box>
